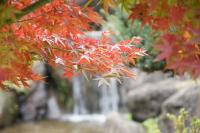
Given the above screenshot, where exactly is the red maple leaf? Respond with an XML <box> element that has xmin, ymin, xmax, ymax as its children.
<box><xmin>128</xmin><ymin>3</ymin><xmax>153</xmax><ymax>26</ymax></box>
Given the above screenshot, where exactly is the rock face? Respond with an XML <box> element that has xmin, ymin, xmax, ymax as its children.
<box><xmin>121</xmin><ymin>69</ymin><xmax>172</xmax><ymax>93</ymax></box>
<box><xmin>20</xmin><ymin>81</ymin><xmax>48</xmax><ymax>121</ymax></box>
<box><xmin>20</xmin><ymin>61</ymin><xmax>48</xmax><ymax>121</ymax></box>
<box><xmin>126</xmin><ymin>78</ymin><xmax>179</xmax><ymax>121</ymax></box>
<box><xmin>104</xmin><ymin>112</ymin><xmax>146</xmax><ymax>133</ymax></box>
<box><xmin>122</xmin><ymin>69</ymin><xmax>200</xmax><ymax>132</ymax></box>
<box><xmin>0</xmin><ymin>91</ymin><xmax>18</xmax><ymax>127</ymax></box>
<box><xmin>159</xmin><ymin>84</ymin><xmax>200</xmax><ymax>133</ymax></box>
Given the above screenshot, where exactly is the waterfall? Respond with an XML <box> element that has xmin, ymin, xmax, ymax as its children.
<box><xmin>109</xmin><ymin>78</ymin><xmax>119</xmax><ymax>112</ymax></box>
<box><xmin>61</xmin><ymin>76</ymin><xmax>119</xmax><ymax>123</ymax></box>
<box><xmin>99</xmin><ymin>78</ymin><xmax>119</xmax><ymax>114</ymax></box>
<box><xmin>72</xmin><ymin>75</ymin><xmax>120</xmax><ymax>114</ymax></box>
<box><xmin>72</xmin><ymin>76</ymin><xmax>88</xmax><ymax>114</ymax></box>
<box><xmin>47</xmin><ymin>96</ymin><xmax>61</xmax><ymax>119</ymax></box>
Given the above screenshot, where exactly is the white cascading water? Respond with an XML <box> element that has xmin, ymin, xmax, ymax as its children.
<box><xmin>99</xmin><ymin>78</ymin><xmax>119</xmax><ymax>114</ymax></box>
<box><xmin>110</xmin><ymin>78</ymin><xmax>120</xmax><ymax>112</ymax></box>
<box><xmin>61</xmin><ymin>76</ymin><xmax>120</xmax><ymax>123</ymax></box>
<box><xmin>48</xmin><ymin>76</ymin><xmax>120</xmax><ymax>122</ymax></box>
<box><xmin>47</xmin><ymin>96</ymin><xmax>62</xmax><ymax>119</ymax></box>
<box><xmin>72</xmin><ymin>76</ymin><xmax>88</xmax><ymax>114</ymax></box>
<box><xmin>72</xmin><ymin>75</ymin><xmax>120</xmax><ymax>114</ymax></box>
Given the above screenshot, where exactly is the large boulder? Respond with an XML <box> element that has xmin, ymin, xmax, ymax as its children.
<box><xmin>159</xmin><ymin>82</ymin><xmax>200</xmax><ymax>133</ymax></box>
<box><xmin>0</xmin><ymin>91</ymin><xmax>18</xmax><ymax>127</ymax></box>
<box><xmin>121</xmin><ymin>69</ymin><xmax>172</xmax><ymax>93</ymax></box>
<box><xmin>104</xmin><ymin>112</ymin><xmax>146</xmax><ymax>133</ymax></box>
<box><xmin>126</xmin><ymin>78</ymin><xmax>180</xmax><ymax>121</ymax></box>
<box><xmin>20</xmin><ymin>61</ymin><xmax>48</xmax><ymax>121</ymax></box>
<box><xmin>20</xmin><ymin>81</ymin><xmax>48</xmax><ymax>121</ymax></box>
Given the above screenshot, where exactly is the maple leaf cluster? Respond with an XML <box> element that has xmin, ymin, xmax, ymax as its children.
<box><xmin>86</xmin><ymin>0</ymin><xmax>199</xmax><ymax>77</ymax></box>
<box><xmin>0</xmin><ymin>0</ymin><xmax>145</xmax><ymax>86</ymax></box>
<box><xmin>127</xmin><ymin>0</ymin><xmax>200</xmax><ymax>77</ymax></box>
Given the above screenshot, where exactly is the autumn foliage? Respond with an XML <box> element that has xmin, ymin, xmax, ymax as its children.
<box><xmin>0</xmin><ymin>0</ymin><xmax>199</xmax><ymax>86</ymax></box>
<box><xmin>86</xmin><ymin>0</ymin><xmax>200</xmax><ymax>77</ymax></box>
<box><xmin>0</xmin><ymin>0</ymin><xmax>145</xmax><ymax>86</ymax></box>
<box><xmin>127</xmin><ymin>0</ymin><xmax>200</xmax><ymax>77</ymax></box>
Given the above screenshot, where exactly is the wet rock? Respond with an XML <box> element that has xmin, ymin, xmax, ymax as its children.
<box><xmin>120</xmin><ymin>69</ymin><xmax>171</xmax><ymax>112</ymax></box>
<box><xmin>20</xmin><ymin>61</ymin><xmax>48</xmax><ymax>121</ymax></box>
<box><xmin>104</xmin><ymin>112</ymin><xmax>146</xmax><ymax>133</ymax></box>
<box><xmin>20</xmin><ymin>81</ymin><xmax>48</xmax><ymax>121</ymax></box>
<box><xmin>126</xmin><ymin>78</ymin><xmax>179</xmax><ymax>121</ymax></box>
<box><xmin>0</xmin><ymin>91</ymin><xmax>18</xmax><ymax>127</ymax></box>
<box><xmin>159</xmin><ymin>82</ymin><xmax>200</xmax><ymax>133</ymax></box>
<box><xmin>121</xmin><ymin>69</ymin><xmax>172</xmax><ymax>93</ymax></box>
<box><xmin>84</xmin><ymin>79</ymin><xmax>101</xmax><ymax>113</ymax></box>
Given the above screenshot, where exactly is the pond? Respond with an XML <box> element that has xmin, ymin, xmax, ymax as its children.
<box><xmin>1</xmin><ymin>120</ymin><xmax>104</xmax><ymax>133</ymax></box>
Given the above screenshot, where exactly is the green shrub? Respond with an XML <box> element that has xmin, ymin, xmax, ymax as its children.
<box><xmin>102</xmin><ymin>8</ymin><xmax>165</xmax><ymax>72</ymax></box>
<box><xmin>191</xmin><ymin>118</ymin><xmax>200</xmax><ymax>133</ymax></box>
<box><xmin>143</xmin><ymin>109</ymin><xmax>200</xmax><ymax>133</ymax></box>
<box><xmin>167</xmin><ymin>109</ymin><xmax>189</xmax><ymax>133</ymax></box>
<box><xmin>143</xmin><ymin>118</ymin><xmax>161</xmax><ymax>133</ymax></box>
<box><xmin>167</xmin><ymin>109</ymin><xmax>200</xmax><ymax>133</ymax></box>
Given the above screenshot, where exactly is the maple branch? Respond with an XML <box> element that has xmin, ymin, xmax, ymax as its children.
<box><xmin>0</xmin><ymin>0</ymin><xmax>6</xmax><ymax>5</ymax></box>
<box><xmin>15</xmin><ymin>0</ymin><xmax>52</xmax><ymax>19</ymax></box>
<box><xmin>0</xmin><ymin>0</ymin><xmax>52</xmax><ymax>27</ymax></box>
